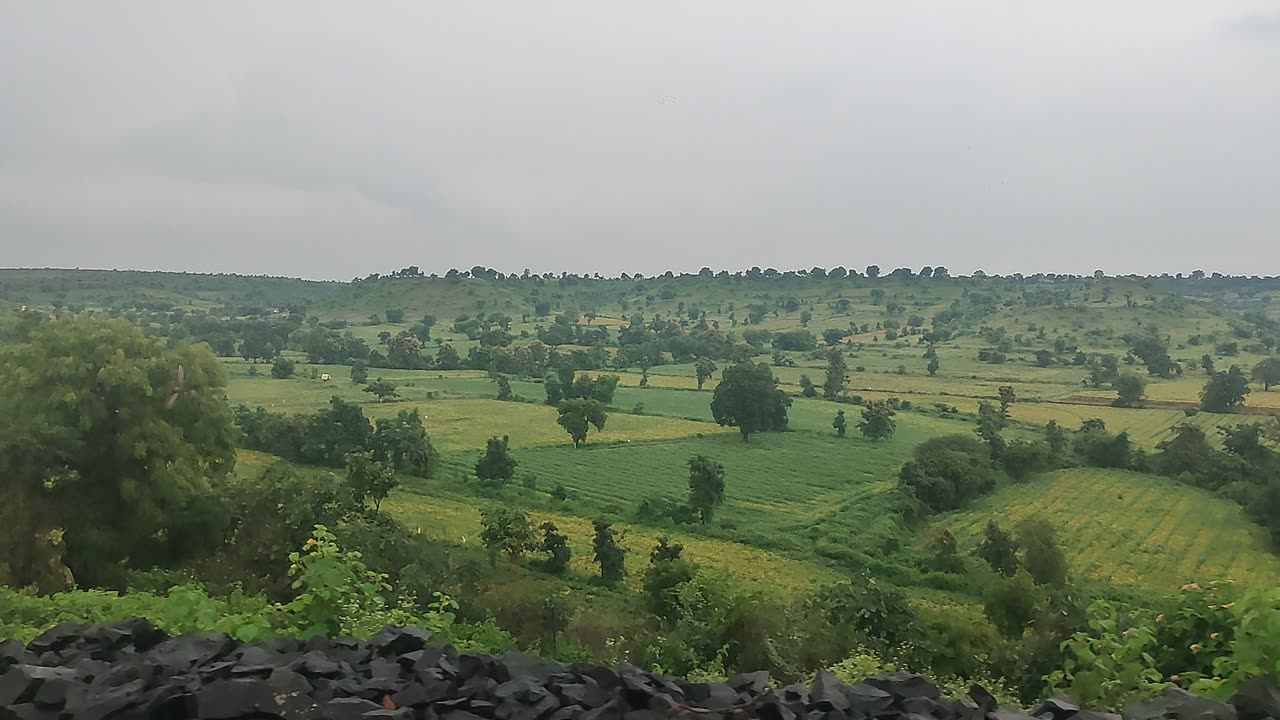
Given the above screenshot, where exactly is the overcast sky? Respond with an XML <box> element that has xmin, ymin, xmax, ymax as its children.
<box><xmin>1</xmin><ymin>2</ymin><xmax>1277</xmax><ymax>280</ymax></box>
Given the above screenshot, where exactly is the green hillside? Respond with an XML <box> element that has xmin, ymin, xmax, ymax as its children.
<box><xmin>934</xmin><ymin>468</ymin><xmax>1280</xmax><ymax>593</ymax></box>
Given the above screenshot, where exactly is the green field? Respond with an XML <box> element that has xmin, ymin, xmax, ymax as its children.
<box><xmin>935</xmin><ymin>469</ymin><xmax>1280</xmax><ymax>593</ymax></box>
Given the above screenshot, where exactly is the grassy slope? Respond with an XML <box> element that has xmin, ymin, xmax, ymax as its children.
<box><xmin>934</xmin><ymin>468</ymin><xmax>1280</xmax><ymax>593</ymax></box>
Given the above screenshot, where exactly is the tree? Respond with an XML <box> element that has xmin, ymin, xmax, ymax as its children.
<box><xmin>1034</xmin><ymin>349</ymin><xmax>1054</xmax><ymax>367</ymax></box>
<box><xmin>984</xmin><ymin>570</ymin><xmax>1039</xmax><ymax>639</ymax></box>
<box><xmin>823</xmin><ymin>348</ymin><xmax>848</xmax><ymax>399</ymax></box>
<box><xmin>480</xmin><ymin>507</ymin><xmax>536</xmax><ymax>561</ymax></box>
<box><xmin>385</xmin><ymin>308</ymin><xmax>405</xmax><ymax>323</ymax></box>
<box><xmin>1112</xmin><ymin>372</ymin><xmax>1148</xmax><ymax>407</ymax></box>
<box><xmin>694</xmin><ymin>357</ymin><xmax>717</xmax><ymax>391</ymax></box>
<box><xmin>1045</xmin><ymin>420</ymin><xmax>1069</xmax><ymax>464</ymax></box>
<box><xmin>897</xmin><ymin>435</ymin><xmax>993</xmax><ymax>514</ymax></box>
<box><xmin>435</xmin><ymin>344</ymin><xmax>462</xmax><ymax>370</ymax></box>
<box><xmin>350</xmin><ymin>360</ymin><xmax>368</xmax><ymax>385</ymax></box>
<box><xmin>475</xmin><ymin>435</ymin><xmax>517</xmax><ymax>487</ymax></box>
<box><xmin>1253</xmin><ymin>358</ymin><xmax>1280</xmax><ymax>391</ymax></box>
<box><xmin>799</xmin><ymin>310</ymin><xmax>813</xmax><ymax>327</ymax></box>
<box><xmin>1016</xmin><ymin>517</ymin><xmax>1069</xmax><ymax>587</ymax></box>
<box><xmin>370</xmin><ymin>409</ymin><xmax>436</xmax><ymax>478</ymax></box>
<box><xmin>832</xmin><ymin>409</ymin><xmax>847</xmax><ymax>437</ymax></box>
<box><xmin>687</xmin><ymin>455</ymin><xmax>726</xmax><ymax>524</ymax></box>
<box><xmin>557</xmin><ymin>398</ymin><xmax>608</xmax><ymax>447</ymax></box>
<box><xmin>344</xmin><ymin>450</ymin><xmax>397</xmax><ymax>511</ymax></box>
<box><xmin>1201</xmin><ymin>366</ymin><xmax>1250</xmax><ymax>413</ymax></box>
<box><xmin>975</xmin><ymin>401</ymin><xmax>1008</xmax><ymax>458</ymax></box>
<box><xmin>1202</xmin><ymin>354</ymin><xmax>1216</xmax><ymax>376</ymax></box>
<box><xmin>363</xmin><ymin>377</ymin><xmax>399</xmax><ymax>402</ymax></box>
<box><xmin>643</xmin><ymin>537</ymin><xmax>697</xmax><ymax>620</ymax></box>
<box><xmin>271</xmin><ymin>357</ymin><xmax>297</xmax><ymax>379</ymax></box>
<box><xmin>544</xmin><ymin>371</ymin><xmax>565</xmax><ymax>405</ymax></box>
<box><xmin>998</xmin><ymin>385</ymin><xmax>1017</xmax><ymax>414</ymax></box>
<box><xmin>592</xmin><ymin>519</ymin><xmax>626</xmax><ymax>584</ymax></box>
<box><xmin>857</xmin><ymin>400</ymin><xmax>896</xmax><ymax>441</ymax></box>
<box><xmin>977</xmin><ymin>520</ymin><xmax>1020</xmax><ymax>577</ymax></box>
<box><xmin>495</xmin><ymin>374</ymin><xmax>513</xmax><ymax>401</ymax></box>
<box><xmin>866</xmin><ymin>265</ymin><xmax>880</xmax><ymax>279</ymax></box>
<box><xmin>710</xmin><ymin>362</ymin><xmax>792</xmax><ymax>441</ymax></box>
<box><xmin>0</xmin><ymin>313</ymin><xmax>237</xmax><ymax>588</ymax></box>
<box><xmin>1002</xmin><ymin>440</ymin><xmax>1048</xmax><ymax>482</ymax></box>
<box><xmin>539</xmin><ymin>522</ymin><xmax>571</xmax><ymax>574</ymax></box>
<box><xmin>927</xmin><ymin>356</ymin><xmax>940</xmax><ymax>376</ymax></box>
<box><xmin>923</xmin><ymin>529</ymin><xmax>966</xmax><ymax>574</ymax></box>
<box><xmin>799</xmin><ymin>374</ymin><xmax>817</xmax><ymax>397</ymax></box>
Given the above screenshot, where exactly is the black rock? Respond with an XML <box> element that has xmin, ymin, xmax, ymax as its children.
<box><xmin>1124</xmin><ymin>687</ymin><xmax>1237</xmax><ymax>720</ymax></box>
<box><xmin>195</xmin><ymin>678</ymin><xmax>281</xmax><ymax>719</ymax></box>
<box><xmin>685</xmin><ymin>683</ymin><xmax>742</xmax><ymax>710</ymax></box>
<box><xmin>1231</xmin><ymin>677</ymin><xmax>1280</xmax><ymax>720</ymax></box>
<box><xmin>781</xmin><ymin>682</ymin><xmax>810</xmax><ymax>708</ymax></box>
<box><xmin>371</xmin><ymin>626</ymin><xmax>434</xmax><ymax>658</ymax></box>
<box><xmin>968</xmin><ymin>685</ymin><xmax>998</xmax><ymax>714</ymax></box>
<box><xmin>268</xmin><ymin>666</ymin><xmax>315</xmax><ymax>694</ymax></box>
<box><xmin>548</xmin><ymin>705</ymin><xmax>583</xmax><ymax>720</ymax></box>
<box><xmin>1034</xmin><ymin>697</ymin><xmax>1081</xmax><ymax>720</ymax></box>
<box><xmin>73</xmin><ymin>678</ymin><xmax>148</xmax><ymax>720</ymax></box>
<box><xmin>365</xmin><ymin>710</ymin><xmax>416</xmax><ymax>720</ymax></box>
<box><xmin>0</xmin><ymin>670</ymin><xmax>39</xmax><ymax>707</ymax></box>
<box><xmin>0</xmin><ymin>703</ymin><xmax>60</xmax><ymax>720</ymax></box>
<box><xmin>845</xmin><ymin>682</ymin><xmax>893</xmax><ymax>717</ymax></box>
<box><xmin>25</xmin><ymin>622</ymin><xmax>82</xmax><ymax>656</ymax></box>
<box><xmin>30</xmin><ymin>678</ymin><xmax>72</xmax><ymax>710</ymax></box>
<box><xmin>729</xmin><ymin>671</ymin><xmax>772</xmax><ymax>696</ymax></box>
<box><xmin>991</xmin><ymin>710</ymin><xmax>1042</xmax><ymax>720</ymax></box>
<box><xmin>0</xmin><ymin>643</ymin><xmax>29</xmax><ymax>673</ymax></box>
<box><xmin>901</xmin><ymin>696</ymin><xmax>953</xmax><ymax>719</ymax></box>
<box><xmin>147</xmin><ymin>633</ymin><xmax>233</xmax><ymax>674</ymax></box>
<box><xmin>323</xmin><ymin>696</ymin><xmax>384</xmax><ymax>720</ymax></box>
<box><xmin>864</xmin><ymin>673</ymin><xmax>940</xmax><ymax>702</ymax></box>
<box><xmin>503</xmin><ymin>652</ymin><xmax>563</xmax><ymax>684</ymax></box>
<box><xmin>444</xmin><ymin>711</ymin><xmax>492</xmax><ymax>720</ymax></box>
<box><xmin>811</xmin><ymin>670</ymin><xmax>851</xmax><ymax>712</ymax></box>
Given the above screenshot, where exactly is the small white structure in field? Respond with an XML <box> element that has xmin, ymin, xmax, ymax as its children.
<box><xmin>320</xmin><ymin>373</ymin><xmax>331</xmax><ymax>382</ymax></box>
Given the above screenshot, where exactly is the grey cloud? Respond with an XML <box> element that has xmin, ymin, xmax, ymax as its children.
<box><xmin>1</xmin><ymin>1</ymin><xmax>1278</xmax><ymax>279</ymax></box>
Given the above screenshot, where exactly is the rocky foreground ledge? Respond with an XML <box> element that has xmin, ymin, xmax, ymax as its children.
<box><xmin>2</xmin><ymin>619</ymin><xmax>1277</xmax><ymax>720</ymax></box>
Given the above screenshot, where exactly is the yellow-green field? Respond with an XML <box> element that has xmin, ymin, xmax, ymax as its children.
<box><xmin>382</xmin><ymin>490</ymin><xmax>838</xmax><ymax>594</ymax></box>
<box><xmin>935</xmin><ymin>469</ymin><xmax>1280</xmax><ymax>593</ymax></box>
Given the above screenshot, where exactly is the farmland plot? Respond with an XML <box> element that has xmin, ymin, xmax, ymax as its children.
<box><xmin>936</xmin><ymin>468</ymin><xmax>1280</xmax><ymax>593</ymax></box>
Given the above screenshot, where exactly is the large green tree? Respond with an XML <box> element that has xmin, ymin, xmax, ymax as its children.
<box><xmin>694</xmin><ymin>357</ymin><xmax>717</xmax><ymax>391</ymax></box>
<box><xmin>1112</xmin><ymin>372</ymin><xmax>1148</xmax><ymax>407</ymax></box>
<box><xmin>475</xmin><ymin>435</ymin><xmax>517</xmax><ymax>487</ymax></box>
<box><xmin>1201</xmin><ymin>366</ymin><xmax>1250</xmax><ymax>413</ymax></box>
<box><xmin>822</xmin><ymin>348</ymin><xmax>848</xmax><ymax>399</ymax></box>
<box><xmin>343</xmin><ymin>450</ymin><xmax>397</xmax><ymax>511</ymax></box>
<box><xmin>687</xmin><ymin>454</ymin><xmax>727</xmax><ymax>524</ymax></box>
<box><xmin>556</xmin><ymin>398</ymin><xmax>608</xmax><ymax>447</ymax></box>
<box><xmin>857</xmin><ymin>401</ymin><xmax>896</xmax><ymax>441</ymax></box>
<box><xmin>0</xmin><ymin>313</ymin><xmax>237</xmax><ymax>588</ymax></box>
<box><xmin>1253</xmin><ymin>358</ymin><xmax>1280</xmax><ymax>391</ymax></box>
<box><xmin>710</xmin><ymin>362</ymin><xmax>791</xmax><ymax>441</ymax></box>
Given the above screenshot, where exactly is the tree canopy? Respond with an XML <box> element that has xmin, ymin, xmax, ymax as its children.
<box><xmin>0</xmin><ymin>313</ymin><xmax>237</xmax><ymax>588</ymax></box>
<box><xmin>710</xmin><ymin>362</ymin><xmax>791</xmax><ymax>441</ymax></box>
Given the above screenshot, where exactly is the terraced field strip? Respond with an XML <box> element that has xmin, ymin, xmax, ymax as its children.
<box><xmin>382</xmin><ymin>490</ymin><xmax>839</xmax><ymax>594</ymax></box>
<box><xmin>381</xmin><ymin>398</ymin><xmax>726</xmax><ymax>453</ymax></box>
<box><xmin>504</xmin><ymin>429</ymin><xmax>914</xmax><ymax>548</ymax></box>
<box><xmin>936</xmin><ymin>468</ymin><xmax>1280</xmax><ymax>593</ymax></box>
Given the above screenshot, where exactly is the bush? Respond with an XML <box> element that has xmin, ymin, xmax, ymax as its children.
<box><xmin>898</xmin><ymin>435</ymin><xmax>994</xmax><ymax>515</ymax></box>
<box><xmin>271</xmin><ymin>357</ymin><xmax>297</xmax><ymax>379</ymax></box>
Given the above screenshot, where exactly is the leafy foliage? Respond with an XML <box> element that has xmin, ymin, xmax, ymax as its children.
<box><xmin>710</xmin><ymin>362</ymin><xmax>791</xmax><ymax>441</ymax></box>
<box><xmin>556</xmin><ymin>398</ymin><xmax>608</xmax><ymax>447</ymax></box>
<box><xmin>0</xmin><ymin>313</ymin><xmax>237</xmax><ymax>588</ymax></box>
